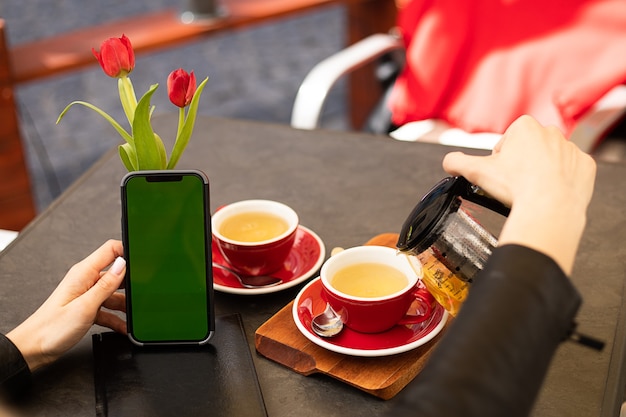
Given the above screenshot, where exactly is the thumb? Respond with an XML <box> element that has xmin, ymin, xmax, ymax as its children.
<box><xmin>86</xmin><ymin>257</ymin><xmax>126</xmax><ymax>307</ymax></box>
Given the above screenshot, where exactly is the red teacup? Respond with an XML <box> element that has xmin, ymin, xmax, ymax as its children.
<box><xmin>211</xmin><ymin>200</ymin><xmax>299</xmax><ymax>276</ymax></box>
<box><xmin>320</xmin><ymin>246</ymin><xmax>433</xmax><ymax>333</ymax></box>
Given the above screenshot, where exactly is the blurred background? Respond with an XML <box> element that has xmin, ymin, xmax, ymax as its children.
<box><xmin>1</xmin><ymin>0</ymin><xmax>349</xmax><ymax>211</ymax></box>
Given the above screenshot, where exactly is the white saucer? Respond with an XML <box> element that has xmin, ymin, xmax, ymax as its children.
<box><xmin>292</xmin><ymin>277</ymin><xmax>448</xmax><ymax>357</ymax></box>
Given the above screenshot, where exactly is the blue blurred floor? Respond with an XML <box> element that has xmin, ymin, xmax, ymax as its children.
<box><xmin>1</xmin><ymin>0</ymin><xmax>349</xmax><ymax>211</ymax></box>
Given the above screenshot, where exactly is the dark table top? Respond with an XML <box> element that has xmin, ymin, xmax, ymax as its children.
<box><xmin>2</xmin><ymin>116</ymin><xmax>625</xmax><ymax>416</ymax></box>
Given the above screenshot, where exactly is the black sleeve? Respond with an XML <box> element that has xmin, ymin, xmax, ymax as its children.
<box><xmin>0</xmin><ymin>333</ymin><xmax>32</xmax><ymax>399</ymax></box>
<box><xmin>389</xmin><ymin>244</ymin><xmax>581</xmax><ymax>417</ymax></box>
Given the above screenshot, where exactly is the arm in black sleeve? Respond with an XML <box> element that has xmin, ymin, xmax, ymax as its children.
<box><xmin>0</xmin><ymin>333</ymin><xmax>32</xmax><ymax>400</ymax></box>
<box><xmin>390</xmin><ymin>244</ymin><xmax>581</xmax><ymax>417</ymax></box>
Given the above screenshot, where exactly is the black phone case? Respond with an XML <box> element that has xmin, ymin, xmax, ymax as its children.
<box><xmin>92</xmin><ymin>314</ymin><xmax>267</xmax><ymax>417</ymax></box>
<box><xmin>120</xmin><ymin>170</ymin><xmax>215</xmax><ymax>345</ymax></box>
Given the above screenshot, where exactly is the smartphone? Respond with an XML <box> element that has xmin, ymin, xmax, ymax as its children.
<box><xmin>121</xmin><ymin>170</ymin><xmax>214</xmax><ymax>345</ymax></box>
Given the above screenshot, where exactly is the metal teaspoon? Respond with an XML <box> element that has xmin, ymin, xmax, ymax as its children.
<box><xmin>311</xmin><ymin>246</ymin><xmax>345</xmax><ymax>337</ymax></box>
<box><xmin>212</xmin><ymin>263</ymin><xmax>283</xmax><ymax>289</ymax></box>
<box><xmin>311</xmin><ymin>302</ymin><xmax>344</xmax><ymax>338</ymax></box>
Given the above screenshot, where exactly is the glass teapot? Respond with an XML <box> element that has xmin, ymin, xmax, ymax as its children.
<box><xmin>395</xmin><ymin>176</ymin><xmax>605</xmax><ymax>351</ymax></box>
<box><xmin>396</xmin><ymin>176</ymin><xmax>510</xmax><ymax>316</ymax></box>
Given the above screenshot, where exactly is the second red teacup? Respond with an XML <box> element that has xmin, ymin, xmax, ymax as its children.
<box><xmin>212</xmin><ymin>199</ymin><xmax>299</xmax><ymax>276</ymax></box>
<box><xmin>320</xmin><ymin>245</ymin><xmax>434</xmax><ymax>333</ymax></box>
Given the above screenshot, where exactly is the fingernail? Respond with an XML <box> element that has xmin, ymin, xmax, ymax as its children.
<box><xmin>110</xmin><ymin>257</ymin><xmax>126</xmax><ymax>275</ymax></box>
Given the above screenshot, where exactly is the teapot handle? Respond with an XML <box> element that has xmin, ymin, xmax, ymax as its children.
<box><xmin>455</xmin><ymin>177</ymin><xmax>511</xmax><ymax>217</ymax></box>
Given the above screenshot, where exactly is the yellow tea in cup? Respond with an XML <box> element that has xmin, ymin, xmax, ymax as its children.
<box><xmin>330</xmin><ymin>263</ymin><xmax>408</xmax><ymax>298</ymax></box>
<box><xmin>219</xmin><ymin>211</ymin><xmax>289</xmax><ymax>242</ymax></box>
<box><xmin>320</xmin><ymin>246</ymin><xmax>433</xmax><ymax>333</ymax></box>
<box><xmin>212</xmin><ymin>200</ymin><xmax>299</xmax><ymax>275</ymax></box>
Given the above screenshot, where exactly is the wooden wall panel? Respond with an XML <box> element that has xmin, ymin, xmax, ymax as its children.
<box><xmin>0</xmin><ymin>19</ymin><xmax>36</xmax><ymax>231</ymax></box>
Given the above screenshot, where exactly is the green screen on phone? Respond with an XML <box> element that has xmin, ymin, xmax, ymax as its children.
<box><xmin>122</xmin><ymin>171</ymin><xmax>213</xmax><ymax>344</ymax></box>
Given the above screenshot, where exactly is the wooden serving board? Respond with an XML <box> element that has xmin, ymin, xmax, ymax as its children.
<box><xmin>254</xmin><ymin>234</ymin><xmax>448</xmax><ymax>400</ymax></box>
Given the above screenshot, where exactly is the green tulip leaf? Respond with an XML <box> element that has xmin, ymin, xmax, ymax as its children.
<box><xmin>133</xmin><ymin>84</ymin><xmax>162</xmax><ymax>170</ymax></box>
<box><xmin>57</xmin><ymin>101</ymin><xmax>133</xmax><ymax>145</ymax></box>
<box><xmin>119</xmin><ymin>142</ymin><xmax>137</xmax><ymax>171</ymax></box>
<box><xmin>154</xmin><ymin>133</ymin><xmax>167</xmax><ymax>169</ymax></box>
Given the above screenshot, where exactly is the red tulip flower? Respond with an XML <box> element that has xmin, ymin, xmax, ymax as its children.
<box><xmin>59</xmin><ymin>34</ymin><xmax>208</xmax><ymax>171</ymax></box>
<box><xmin>167</xmin><ymin>69</ymin><xmax>197</xmax><ymax>108</ymax></box>
<box><xmin>92</xmin><ymin>34</ymin><xmax>135</xmax><ymax>78</ymax></box>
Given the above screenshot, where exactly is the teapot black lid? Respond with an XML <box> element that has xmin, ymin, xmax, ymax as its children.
<box><xmin>396</xmin><ymin>177</ymin><xmax>467</xmax><ymax>254</ymax></box>
<box><xmin>396</xmin><ymin>176</ymin><xmax>510</xmax><ymax>254</ymax></box>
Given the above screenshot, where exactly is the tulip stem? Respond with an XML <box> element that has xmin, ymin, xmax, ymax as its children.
<box><xmin>118</xmin><ymin>77</ymin><xmax>137</xmax><ymax>127</ymax></box>
<box><xmin>177</xmin><ymin>107</ymin><xmax>185</xmax><ymax>140</ymax></box>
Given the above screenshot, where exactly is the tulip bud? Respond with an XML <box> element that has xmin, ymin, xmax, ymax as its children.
<box><xmin>92</xmin><ymin>34</ymin><xmax>135</xmax><ymax>78</ymax></box>
<box><xmin>167</xmin><ymin>69</ymin><xmax>197</xmax><ymax>108</ymax></box>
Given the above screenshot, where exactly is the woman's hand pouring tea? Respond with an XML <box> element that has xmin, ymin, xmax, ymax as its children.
<box><xmin>441</xmin><ymin>115</ymin><xmax>596</xmax><ymax>275</ymax></box>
